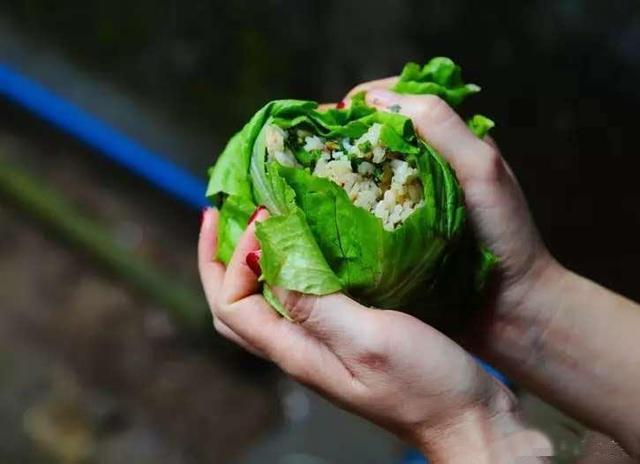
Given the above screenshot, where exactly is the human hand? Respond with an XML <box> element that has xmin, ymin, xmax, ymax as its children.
<box><xmin>343</xmin><ymin>81</ymin><xmax>640</xmax><ymax>460</ymax></box>
<box><xmin>341</xmin><ymin>79</ymin><xmax>560</xmax><ymax>348</ymax></box>
<box><xmin>198</xmin><ymin>208</ymin><xmax>551</xmax><ymax>463</ymax></box>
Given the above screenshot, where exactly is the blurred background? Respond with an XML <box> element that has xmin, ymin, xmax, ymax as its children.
<box><xmin>1</xmin><ymin>0</ymin><xmax>639</xmax><ymax>462</ymax></box>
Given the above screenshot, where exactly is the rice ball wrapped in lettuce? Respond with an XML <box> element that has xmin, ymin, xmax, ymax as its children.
<box><xmin>207</xmin><ymin>57</ymin><xmax>497</xmax><ymax>320</ymax></box>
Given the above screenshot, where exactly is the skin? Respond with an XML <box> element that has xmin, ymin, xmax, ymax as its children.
<box><xmin>577</xmin><ymin>433</ymin><xmax>636</xmax><ymax>464</ymax></box>
<box><xmin>199</xmin><ymin>82</ymin><xmax>640</xmax><ymax>462</ymax></box>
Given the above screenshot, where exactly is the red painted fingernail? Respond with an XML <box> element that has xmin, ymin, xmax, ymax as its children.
<box><xmin>246</xmin><ymin>250</ymin><xmax>262</xmax><ymax>276</ymax></box>
<box><xmin>336</xmin><ymin>100</ymin><xmax>346</xmax><ymax>109</ymax></box>
<box><xmin>247</xmin><ymin>206</ymin><xmax>266</xmax><ymax>225</ymax></box>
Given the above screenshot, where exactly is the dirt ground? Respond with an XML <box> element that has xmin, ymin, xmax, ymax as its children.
<box><xmin>0</xmin><ymin>102</ymin><xmax>278</xmax><ymax>463</ymax></box>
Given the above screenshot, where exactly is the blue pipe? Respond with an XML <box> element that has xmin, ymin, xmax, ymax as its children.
<box><xmin>0</xmin><ymin>62</ymin><xmax>208</xmax><ymax>210</ymax></box>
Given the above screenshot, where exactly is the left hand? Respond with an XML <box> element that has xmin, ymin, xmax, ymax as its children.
<box><xmin>198</xmin><ymin>207</ymin><xmax>551</xmax><ymax>462</ymax></box>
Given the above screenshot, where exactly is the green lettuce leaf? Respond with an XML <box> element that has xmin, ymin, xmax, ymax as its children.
<box><xmin>467</xmin><ymin>114</ymin><xmax>495</xmax><ymax>139</ymax></box>
<box><xmin>275</xmin><ymin>163</ymin><xmax>454</xmax><ymax>307</ymax></box>
<box><xmin>256</xmin><ymin>208</ymin><xmax>342</xmax><ymax>295</ymax></box>
<box><xmin>216</xmin><ymin>194</ymin><xmax>255</xmax><ymax>264</ymax></box>
<box><xmin>263</xmin><ymin>284</ymin><xmax>292</xmax><ymax>320</ymax></box>
<box><xmin>207</xmin><ymin>56</ymin><xmax>498</xmax><ymax>320</ymax></box>
<box><xmin>393</xmin><ymin>57</ymin><xmax>480</xmax><ymax>107</ymax></box>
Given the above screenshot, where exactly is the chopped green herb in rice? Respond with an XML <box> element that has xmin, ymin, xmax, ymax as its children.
<box><xmin>265</xmin><ymin>123</ymin><xmax>424</xmax><ymax>231</ymax></box>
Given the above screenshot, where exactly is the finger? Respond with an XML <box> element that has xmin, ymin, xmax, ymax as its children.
<box><xmin>317</xmin><ymin>102</ymin><xmax>336</xmax><ymax>111</ymax></box>
<box><xmin>199</xmin><ymin>207</ymin><xmax>268</xmax><ymax>354</ymax></box>
<box><xmin>209</xmin><ymin>206</ymin><xmax>351</xmax><ymax>386</ymax></box>
<box><xmin>206</xmin><ymin>217</ymin><xmax>289</xmax><ymax>357</ymax></box>
<box><xmin>484</xmin><ymin>134</ymin><xmax>499</xmax><ymax>150</ymax></box>
<box><xmin>218</xmin><ymin>293</ymin><xmax>356</xmax><ymax>396</ymax></box>
<box><xmin>365</xmin><ymin>90</ymin><xmax>499</xmax><ymax>183</ymax></box>
<box><xmin>270</xmin><ymin>288</ymin><xmax>382</xmax><ymax>357</ymax></box>
<box><xmin>268</xmin><ymin>288</ymin><xmax>469</xmax><ymax>392</ymax></box>
<box><xmin>345</xmin><ymin>76</ymin><xmax>398</xmax><ymax>102</ymax></box>
<box><xmin>213</xmin><ymin>317</ymin><xmax>267</xmax><ymax>359</ymax></box>
<box><xmin>198</xmin><ymin>208</ymin><xmax>226</xmax><ymax>308</ymax></box>
<box><xmin>221</xmin><ymin>207</ymin><xmax>269</xmax><ymax>305</ymax></box>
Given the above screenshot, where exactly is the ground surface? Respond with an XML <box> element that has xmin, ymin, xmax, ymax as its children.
<box><xmin>0</xmin><ymin>102</ymin><xmax>278</xmax><ymax>463</ymax></box>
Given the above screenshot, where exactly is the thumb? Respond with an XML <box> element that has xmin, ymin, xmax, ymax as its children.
<box><xmin>270</xmin><ymin>287</ymin><xmax>379</xmax><ymax>353</ymax></box>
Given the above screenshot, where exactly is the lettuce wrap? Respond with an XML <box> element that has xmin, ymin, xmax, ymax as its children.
<box><xmin>207</xmin><ymin>57</ymin><xmax>497</xmax><ymax>320</ymax></box>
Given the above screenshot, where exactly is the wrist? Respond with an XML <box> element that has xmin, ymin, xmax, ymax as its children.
<box><xmin>497</xmin><ymin>251</ymin><xmax>568</xmax><ymax>320</ymax></box>
<box><xmin>416</xmin><ymin>389</ymin><xmax>552</xmax><ymax>463</ymax></box>
<box><xmin>475</xmin><ymin>252</ymin><xmax>570</xmax><ymax>362</ymax></box>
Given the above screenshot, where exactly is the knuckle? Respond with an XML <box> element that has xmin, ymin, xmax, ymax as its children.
<box><xmin>415</xmin><ymin>95</ymin><xmax>455</xmax><ymax>126</ymax></box>
<box><xmin>473</xmin><ymin>146</ymin><xmax>504</xmax><ymax>182</ymax></box>
<box><xmin>213</xmin><ymin>318</ymin><xmax>230</xmax><ymax>338</ymax></box>
<box><xmin>213</xmin><ymin>318</ymin><xmax>229</xmax><ymax>334</ymax></box>
<box><xmin>217</xmin><ymin>299</ymin><xmax>231</xmax><ymax>314</ymax></box>
<box><xmin>346</xmin><ymin>82</ymin><xmax>367</xmax><ymax>98</ymax></box>
<box><xmin>420</xmin><ymin>93</ymin><xmax>445</xmax><ymax>106</ymax></box>
<box><xmin>208</xmin><ymin>299</ymin><xmax>221</xmax><ymax>318</ymax></box>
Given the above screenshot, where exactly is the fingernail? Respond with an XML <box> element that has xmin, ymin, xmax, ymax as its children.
<box><xmin>336</xmin><ymin>100</ymin><xmax>346</xmax><ymax>109</ymax></box>
<box><xmin>367</xmin><ymin>89</ymin><xmax>396</xmax><ymax>106</ymax></box>
<box><xmin>247</xmin><ymin>206</ymin><xmax>266</xmax><ymax>225</ymax></box>
<box><xmin>246</xmin><ymin>250</ymin><xmax>262</xmax><ymax>276</ymax></box>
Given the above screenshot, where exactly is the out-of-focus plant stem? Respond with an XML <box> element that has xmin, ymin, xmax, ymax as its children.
<box><xmin>0</xmin><ymin>156</ymin><xmax>211</xmax><ymax>336</ymax></box>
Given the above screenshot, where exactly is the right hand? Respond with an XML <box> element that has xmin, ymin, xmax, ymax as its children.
<box><xmin>326</xmin><ymin>80</ymin><xmax>640</xmax><ymax>460</ymax></box>
<box><xmin>339</xmin><ymin>80</ymin><xmax>561</xmax><ymax>348</ymax></box>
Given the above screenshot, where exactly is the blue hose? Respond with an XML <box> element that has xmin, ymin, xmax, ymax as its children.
<box><xmin>0</xmin><ymin>62</ymin><xmax>207</xmax><ymax>210</ymax></box>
